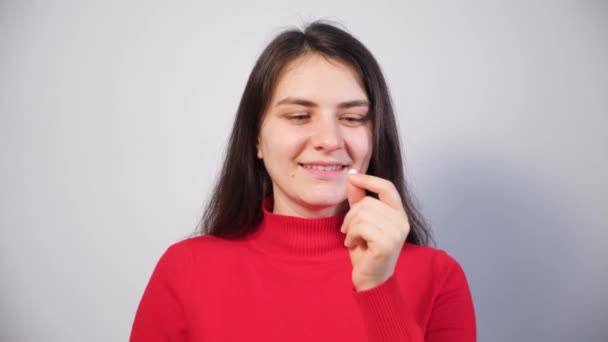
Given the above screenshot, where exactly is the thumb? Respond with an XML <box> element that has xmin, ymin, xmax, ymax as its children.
<box><xmin>346</xmin><ymin>169</ymin><xmax>366</xmax><ymax>207</ymax></box>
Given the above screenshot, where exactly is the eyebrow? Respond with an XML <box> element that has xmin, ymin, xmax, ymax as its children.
<box><xmin>275</xmin><ymin>97</ymin><xmax>370</xmax><ymax>109</ymax></box>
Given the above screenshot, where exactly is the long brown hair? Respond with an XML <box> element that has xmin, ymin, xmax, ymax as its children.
<box><xmin>197</xmin><ymin>21</ymin><xmax>433</xmax><ymax>246</ymax></box>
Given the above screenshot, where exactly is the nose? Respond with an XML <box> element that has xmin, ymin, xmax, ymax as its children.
<box><xmin>310</xmin><ymin>117</ymin><xmax>344</xmax><ymax>152</ymax></box>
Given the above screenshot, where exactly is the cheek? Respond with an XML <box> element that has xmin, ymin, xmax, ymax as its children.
<box><xmin>260</xmin><ymin>129</ymin><xmax>308</xmax><ymax>163</ymax></box>
<box><xmin>346</xmin><ymin>129</ymin><xmax>373</xmax><ymax>162</ymax></box>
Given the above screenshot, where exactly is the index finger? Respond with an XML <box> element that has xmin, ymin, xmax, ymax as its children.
<box><xmin>347</xmin><ymin>172</ymin><xmax>403</xmax><ymax>210</ymax></box>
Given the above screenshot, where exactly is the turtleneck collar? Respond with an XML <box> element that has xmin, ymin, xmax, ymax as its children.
<box><xmin>245</xmin><ymin>199</ymin><xmax>348</xmax><ymax>260</ymax></box>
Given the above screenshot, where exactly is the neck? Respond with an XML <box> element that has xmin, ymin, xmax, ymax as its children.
<box><xmin>245</xmin><ymin>199</ymin><xmax>348</xmax><ymax>259</ymax></box>
<box><xmin>271</xmin><ymin>194</ymin><xmax>349</xmax><ymax>218</ymax></box>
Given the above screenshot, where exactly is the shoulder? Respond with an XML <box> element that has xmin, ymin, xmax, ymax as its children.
<box><xmin>398</xmin><ymin>246</ymin><xmax>476</xmax><ymax>337</ymax></box>
<box><xmin>401</xmin><ymin>243</ymin><xmax>459</xmax><ymax>265</ymax></box>
<box><xmin>160</xmin><ymin>234</ymin><xmax>249</xmax><ymax>267</ymax></box>
<box><xmin>398</xmin><ymin>243</ymin><xmax>466</xmax><ymax>280</ymax></box>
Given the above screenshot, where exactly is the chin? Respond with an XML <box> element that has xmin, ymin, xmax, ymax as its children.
<box><xmin>302</xmin><ymin>194</ymin><xmax>346</xmax><ymax>211</ymax></box>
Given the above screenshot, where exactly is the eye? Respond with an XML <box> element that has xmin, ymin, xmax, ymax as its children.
<box><xmin>286</xmin><ymin>113</ymin><xmax>310</xmax><ymax>123</ymax></box>
<box><xmin>340</xmin><ymin>114</ymin><xmax>368</xmax><ymax>127</ymax></box>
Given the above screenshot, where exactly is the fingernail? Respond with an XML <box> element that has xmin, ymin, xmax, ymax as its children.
<box><xmin>348</xmin><ymin>168</ymin><xmax>357</xmax><ymax>175</ymax></box>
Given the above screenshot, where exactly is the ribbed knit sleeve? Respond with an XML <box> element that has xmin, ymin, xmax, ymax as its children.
<box><xmin>353</xmin><ymin>255</ymin><xmax>476</xmax><ymax>342</ymax></box>
<box><xmin>130</xmin><ymin>243</ymin><xmax>190</xmax><ymax>342</ymax></box>
<box><xmin>353</xmin><ymin>275</ymin><xmax>424</xmax><ymax>341</ymax></box>
<box><xmin>426</xmin><ymin>256</ymin><xmax>476</xmax><ymax>342</ymax></box>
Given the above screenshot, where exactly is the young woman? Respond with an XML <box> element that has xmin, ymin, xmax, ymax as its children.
<box><xmin>131</xmin><ymin>22</ymin><xmax>476</xmax><ymax>341</ymax></box>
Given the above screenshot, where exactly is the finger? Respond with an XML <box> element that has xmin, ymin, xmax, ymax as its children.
<box><xmin>347</xmin><ymin>173</ymin><xmax>403</xmax><ymax>210</ymax></box>
<box><xmin>346</xmin><ymin>169</ymin><xmax>366</xmax><ymax>207</ymax></box>
<box><xmin>344</xmin><ymin>218</ymin><xmax>370</xmax><ymax>248</ymax></box>
<box><xmin>342</xmin><ymin>198</ymin><xmax>407</xmax><ymax>240</ymax></box>
<box><xmin>356</xmin><ymin>197</ymin><xmax>410</xmax><ymax>236</ymax></box>
<box><xmin>341</xmin><ymin>197</ymin><xmax>363</xmax><ymax>234</ymax></box>
<box><xmin>344</xmin><ymin>219</ymin><xmax>391</xmax><ymax>249</ymax></box>
<box><xmin>341</xmin><ymin>197</ymin><xmax>381</xmax><ymax>234</ymax></box>
<box><xmin>341</xmin><ymin>196</ymin><xmax>405</xmax><ymax>233</ymax></box>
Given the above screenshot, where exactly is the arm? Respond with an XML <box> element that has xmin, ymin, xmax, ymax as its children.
<box><xmin>425</xmin><ymin>257</ymin><xmax>476</xmax><ymax>342</ymax></box>
<box><xmin>342</xmin><ymin>172</ymin><xmax>475</xmax><ymax>340</ymax></box>
<box><xmin>130</xmin><ymin>243</ymin><xmax>190</xmax><ymax>342</ymax></box>
<box><xmin>353</xmin><ymin>255</ymin><xmax>476</xmax><ymax>342</ymax></box>
<box><xmin>354</xmin><ymin>275</ymin><xmax>424</xmax><ymax>341</ymax></box>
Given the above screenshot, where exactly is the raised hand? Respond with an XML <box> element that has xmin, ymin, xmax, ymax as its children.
<box><xmin>340</xmin><ymin>170</ymin><xmax>411</xmax><ymax>291</ymax></box>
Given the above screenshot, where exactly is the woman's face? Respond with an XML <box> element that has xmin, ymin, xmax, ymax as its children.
<box><xmin>257</xmin><ymin>54</ymin><xmax>373</xmax><ymax>218</ymax></box>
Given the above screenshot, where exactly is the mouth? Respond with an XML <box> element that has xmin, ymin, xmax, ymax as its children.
<box><xmin>299</xmin><ymin>163</ymin><xmax>348</xmax><ymax>173</ymax></box>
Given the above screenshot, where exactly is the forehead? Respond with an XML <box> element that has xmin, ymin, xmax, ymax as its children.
<box><xmin>270</xmin><ymin>54</ymin><xmax>368</xmax><ymax>106</ymax></box>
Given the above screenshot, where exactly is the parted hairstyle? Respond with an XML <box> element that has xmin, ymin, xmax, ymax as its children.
<box><xmin>197</xmin><ymin>21</ymin><xmax>433</xmax><ymax>246</ymax></box>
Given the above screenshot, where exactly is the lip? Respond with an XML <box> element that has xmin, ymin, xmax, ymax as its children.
<box><xmin>300</xmin><ymin>161</ymin><xmax>346</xmax><ymax>166</ymax></box>
<box><xmin>299</xmin><ymin>161</ymin><xmax>349</xmax><ymax>180</ymax></box>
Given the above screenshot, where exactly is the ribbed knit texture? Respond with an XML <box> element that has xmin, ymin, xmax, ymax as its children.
<box><xmin>246</xmin><ymin>207</ymin><xmax>347</xmax><ymax>259</ymax></box>
<box><xmin>131</xmin><ymin>203</ymin><xmax>476</xmax><ymax>341</ymax></box>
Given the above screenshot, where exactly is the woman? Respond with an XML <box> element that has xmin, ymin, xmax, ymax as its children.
<box><xmin>130</xmin><ymin>21</ymin><xmax>476</xmax><ymax>341</ymax></box>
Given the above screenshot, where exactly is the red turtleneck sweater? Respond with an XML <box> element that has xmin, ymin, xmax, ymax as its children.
<box><xmin>130</xmin><ymin>206</ymin><xmax>476</xmax><ymax>341</ymax></box>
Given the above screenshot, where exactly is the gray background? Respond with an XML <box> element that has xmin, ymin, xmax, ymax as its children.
<box><xmin>1</xmin><ymin>0</ymin><xmax>606</xmax><ymax>341</ymax></box>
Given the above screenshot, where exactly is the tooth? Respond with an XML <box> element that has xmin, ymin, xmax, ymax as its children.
<box><xmin>304</xmin><ymin>164</ymin><xmax>343</xmax><ymax>171</ymax></box>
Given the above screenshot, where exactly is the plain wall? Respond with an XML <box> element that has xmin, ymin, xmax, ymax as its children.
<box><xmin>1</xmin><ymin>1</ymin><xmax>606</xmax><ymax>341</ymax></box>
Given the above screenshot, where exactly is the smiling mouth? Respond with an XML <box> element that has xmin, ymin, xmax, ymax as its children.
<box><xmin>299</xmin><ymin>164</ymin><xmax>347</xmax><ymax>171</ymax></box>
